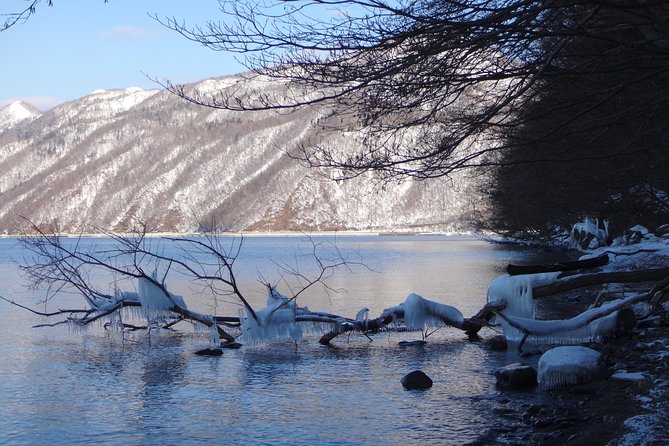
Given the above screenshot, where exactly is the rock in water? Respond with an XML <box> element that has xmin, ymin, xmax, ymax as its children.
<box><xmin>494</xmin><ymin>363</ymin><xmax>537</xmax><ymax>388</ymax></box>
<box><xmin>398</xmin><ymin>340</ymin><xmax>428</xmax><ymax>347</ymax></box>
<box><xmin>537</xmin><ymin>346</ymin><xmax>608</xmax><ymax>390</ymax></box>
<box><xmin>401</xmin><ymin>370</ymin><xmax>433</xmax><ymax>390</ymax></box>
<box><xmin>195</xmin><ymin>348</ymin><xmax>223</xmax><ymax>356</ymax></box>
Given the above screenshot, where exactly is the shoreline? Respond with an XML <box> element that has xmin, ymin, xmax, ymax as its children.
<box><xmin>475</xmin><ymin>234</ymin><xmax>669</xmax><ymax>445</ymax></box>
<box><xmin>0</xmin><ymin>230</ymin><xmax>482</xmax><ymax>239</ymax></box>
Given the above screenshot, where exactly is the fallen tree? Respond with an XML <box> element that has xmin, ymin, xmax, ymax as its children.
<box><xmin>5</xmin><ymin>223</ymin><xmax>669</xmax><ymax>353</ymax></box>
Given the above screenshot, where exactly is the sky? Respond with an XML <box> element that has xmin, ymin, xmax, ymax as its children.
<box><xmin>0</xmin><ymin>0</ymin><xmax>247</xmax><ymax>110</ymax></box>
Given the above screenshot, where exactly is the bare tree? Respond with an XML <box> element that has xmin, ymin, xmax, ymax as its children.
<box><xmin>10</xmin><ymin>220</ymin><xmax>369</xmax><ymax>346</ymax></box>
<box><xmin>157</xmin><ymin>0</ymin><xmax>669</xmax><ymax>181</ymax></box>
<box><xmin>1</xmin><ymin>1</ymin><xmax>107</xmax><ymax>32</ymax></box>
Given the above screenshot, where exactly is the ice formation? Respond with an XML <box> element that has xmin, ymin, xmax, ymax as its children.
<box><xmin>209</xmin><ymin>319</ymin><xmax>221</xmax><ymax>348</ymax></box>
<box><xmin>402</xmin><ymin>293</ymin><xmax>464</xmax><ymax>330</ymax></box>
<box><xmin>137</xmin><ymin>274</ymin><xmax>187</xmax><ymax>321</ymax></box>
<box><xmin>355</xmin><ymin>307</ymin><xmax>370</xmax><ymax>324</ymax></box>
<box><xmin>502</xmin><ymin>299</ymin><xmax>621</xmax><ymax>344</ymax></box>
<box><xmin>486</xmin><ymin>273</ymin><xmax>559</xmax><ymax>341</ymax></box>
<box><xmin>239</xmin><ymin>288</ymin><xmax>304</xmax><ymax>345</ymax></box>
<box><xmin>570</xmin><ymin>217</ymin><xmax>609</xmax><ymax>248</ymax></box>
<box><xmin>537</xmin><ymin>346</ymin><xmax>608</xmax><ymax>390</ymax></box>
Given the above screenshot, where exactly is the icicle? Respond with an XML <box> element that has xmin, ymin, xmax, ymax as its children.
<box><xmin>67</xmin><ymin>318</ymin><xmax>88</xmax><ymax>335</ymax></box>
<box><xmin>356</xmin><ymin>307</ymin><xmax>370</xmax><ymax>325</ymax></box>
<box><xmin>487</xmin><ymin>273</ymin><xmax>559</xmax><ymax>341</ymax></box>
<box><xmin>402</xmin><ymin>293</ymin><xmax>464</xmax><ymax>330</ymax></box>
<box><xmin>239</xmin><ymin>287</ymin><xmax>303</xmax><ymax>345</ymax></box>
<box><xmin>137</xmin><ymin>274</ymin><xmax>187</xmax><ymax>322</ymax></box>
<box><xmin>209</xmin><ymin>319</ymin><xmax>221</xmax><ymax>348</ymax></box>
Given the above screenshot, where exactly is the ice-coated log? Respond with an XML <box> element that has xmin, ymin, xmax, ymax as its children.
<box><xmin>537</xmin><ymin>346</ymin><xmax>608</xmax><ymax>390</ymax></box>
<box><xmin>403</xmin><ymin>293</ymin><xmax>464</xmax><ymax>330</ymax></box>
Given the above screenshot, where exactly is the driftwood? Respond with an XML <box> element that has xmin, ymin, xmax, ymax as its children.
<box><xmin>506</xmin><ymin>253</ymin><xmax>609</xmax><ymax>276</ymax></box>
<box><xmin>320</xmin><ymin>266</ymin><xmax>669</xmax><ymax>344</ymax></box>
<box><xmin>499</xmin><ymin>274</ymin><xmax>669</xmax><ymax>351</ymax></box>
<box><xmin>533</xmin><ymin>267</ymin><xmax>669</xmax><ymax>298</ymax></box>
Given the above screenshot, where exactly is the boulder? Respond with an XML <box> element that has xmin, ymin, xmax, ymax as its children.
<box><xmin>401</xmin><ymin>370</ymin><xmax>433</xmax><ymax>390</ymax></box>
<box><xmin>494</xmin><ymin>363</ymin><xmax>537</xmax><ymax>388</ymax></box>
<box><xmin>538</xmin><ymin>346</ymin><xmax>608</xmax><ymax>390</ymax></box>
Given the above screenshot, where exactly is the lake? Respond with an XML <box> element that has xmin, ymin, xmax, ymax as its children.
<box><xmin>0</xmin><ymin>235</ymin><xmax>561</xmax><ymax>445</ymax></box>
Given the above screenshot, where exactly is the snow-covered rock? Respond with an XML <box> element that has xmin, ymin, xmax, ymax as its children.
<box><xmin>610</xmin><ymin>372</ymin><xmax>649</xmax><ymax>382</ymax></box>
<box><xmin>537</xmin><ymin>346</ymin><xmax>608</xmax><ymax>390</ymax></box>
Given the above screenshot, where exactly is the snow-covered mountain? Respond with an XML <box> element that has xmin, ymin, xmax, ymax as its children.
<box><xmin>0</xmin><ymin>100</ymin><xmax>41</xmax><ymax>127</ymax></box>
<box><xmin>0</xmin><ymin>76</ymin><xmax>477</xmax><ymax>234</ymax></box>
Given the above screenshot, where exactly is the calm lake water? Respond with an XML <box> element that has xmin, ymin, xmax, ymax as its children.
<box><xmin>0</xmin><ymin>235</ymin><xmax>561</xmax><ymax>445</ymax></box>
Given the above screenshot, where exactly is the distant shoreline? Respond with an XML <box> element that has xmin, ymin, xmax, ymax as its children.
<box><xmin>0</xmin><ymin>230</ymin><xmax>481</xmax><ymax>240</ymax></box>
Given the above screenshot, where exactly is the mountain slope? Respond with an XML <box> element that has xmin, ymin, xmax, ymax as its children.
<box><xmin>0</xmin><ymin>77</ymin><xmax>475</xmax><ymax>234</ymax></box>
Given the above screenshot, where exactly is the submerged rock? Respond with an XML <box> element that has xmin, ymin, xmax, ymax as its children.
<box><xmin>494</xmin><ymin>363</ymin><xmax>537</xmax><ymax>389</ymax></box>
<box><xmin>195</xmin><ymin>348</ymin><xmax>223</xmax><ymax>356</ymax></box>
<box><xmin>538</xmin><ymin>346</ymin><xmax>608</xmax><ymax>390</ymax></box>
<box><xmin>399</xmin><ymin>340</ymin><xmax>427</xmax><ymax>347</ymax></box>
<box><xmin>401</xmin><ymin>370</ymin><xmax>433</xmax><ymax>390</ymax></box>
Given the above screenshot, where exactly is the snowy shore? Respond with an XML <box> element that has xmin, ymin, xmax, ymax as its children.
<box><xmin>484</xmin><ymin>229</ymin><xmax>669</xmax><ymax>445</ymax></box>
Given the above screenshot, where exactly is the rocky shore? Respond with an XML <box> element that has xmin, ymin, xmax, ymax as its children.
<box><xmin>470</xmin><ymin>230</ymin><xmax>669</xmax><ymax>445</ymax></box>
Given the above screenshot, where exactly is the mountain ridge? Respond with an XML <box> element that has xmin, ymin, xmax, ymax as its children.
<box><xmin>0</xmin><ymin>76</ymin><xmax>476</xmax><ymax>235</ymax></box>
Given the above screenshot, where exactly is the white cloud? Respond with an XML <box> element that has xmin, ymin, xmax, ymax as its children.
<box><xmin>101</xmin><ymin>25</ymin><xmax>157</xmax><ymax>40</ymax></box>
<box><xmin>0</xmin><ymin>96</ymin><xmax>65</xmax><ymax>111</ymax></box>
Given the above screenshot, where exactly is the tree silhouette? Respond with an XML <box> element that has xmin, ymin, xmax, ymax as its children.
<box><xmin>158</xmin><ymin>0</ymin><xmax>669</xmax><ymax>181</ymax></box>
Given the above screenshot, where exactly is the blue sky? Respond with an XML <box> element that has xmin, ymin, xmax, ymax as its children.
<box><xmin>1</xmin><ymin>1</ymin><xmax>247</xmax><ymax>109</ymax></box>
